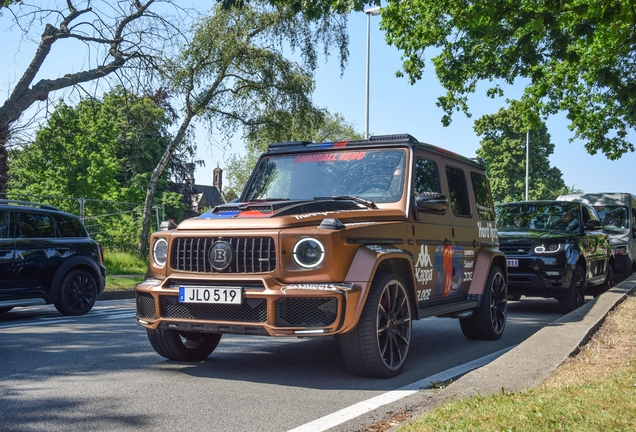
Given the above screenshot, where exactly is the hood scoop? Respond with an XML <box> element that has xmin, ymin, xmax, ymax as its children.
<box><xmin>210</xmin><ymin>199</ymin><xmax>364</xmax><ymax>217</ymax></box>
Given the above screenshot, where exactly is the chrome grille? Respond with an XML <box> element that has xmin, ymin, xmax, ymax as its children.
<box><xmin>499</xmin><ymin>243</ymin><xmax>533</xmax><ymax>255</ymax></box>
<box><xmin>160</xmin><ymin>296</ymin><xmax>267</xmax><ymax>322</ymax></box>
<box><xmin>171</xmin><ymin>237</ymin><xmax>276</xmax><ymax>273</ymax></box>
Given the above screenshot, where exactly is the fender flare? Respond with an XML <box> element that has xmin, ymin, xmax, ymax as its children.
<box><xmin>340</xmin><ymin>244</ymin><xmax>416</xmax><ymax>333</ymax></box>
<box><xmin>49</xmin><ymin>256</ymin><xmax>105</xmax><ymax>302</ymax></box>
<box><xmin>467</xmin><ymin>246</ymin><xmax>508</xmax><ymax>302</ymax></box>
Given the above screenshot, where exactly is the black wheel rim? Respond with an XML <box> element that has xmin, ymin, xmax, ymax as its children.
<box><xmin>574</xmin><ymin>269</ymin><xmax>585</xmax><ymax>307</ymax></box>
<box><xmin>490</xmin><ymin>272</ymin><xmax>507</xmax><ymax>334</ymax></box>
<box><xmin>66</xmin><ymin>273</ymin><xmax>95</xmax><ymax>311</ymax></box>
<box><xmin>377</xmin><ymin>280</ymin><xmax>412</xmax><ymax>371</ymax></box>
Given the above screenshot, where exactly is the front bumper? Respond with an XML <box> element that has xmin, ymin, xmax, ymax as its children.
<box><xmin>506</xmin><ymin>256</ymin><xmax>573</xmax><ymax>298</ymax></box>
<box><xmin>135</xmin><ymin>277</ymin><xmax>360</xmax><ymax>337</ymax></box>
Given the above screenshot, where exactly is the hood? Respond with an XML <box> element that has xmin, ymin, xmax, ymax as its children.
<box><xmin>177</xmin><ymin>199</ymin><xmax>406</xmax><ymax>230</ymax></box>
<box><xmin>498</xmin><ymin>229</ymin><xmax>574</xmax><ymax>243</ymax></box>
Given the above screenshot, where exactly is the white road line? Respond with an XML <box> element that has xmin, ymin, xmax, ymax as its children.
<box><xmin>0</xmin><ymin>319</ymin><xmax>76</xmax><ymax>329</ymax></box>
<box><xmin>287</xmin><ymin>346</ymin><xmax>516</xmax><ymax>432</ymax></box>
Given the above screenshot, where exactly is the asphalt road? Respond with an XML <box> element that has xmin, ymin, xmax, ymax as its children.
<box><xmin>0</xmin><ymin>298</ymin><xmax>563</xmax><ymax>432</ymax></box>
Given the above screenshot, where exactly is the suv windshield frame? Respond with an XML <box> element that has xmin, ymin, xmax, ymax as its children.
<box><xmin>496</xmin><ymin>202</ymin><xmax>582</xmax><ymax>233</ymax></box>
<box><xmin>242</xmin><ymin>148</ymin><xmax>408</xmax><ymax>204</ymax></box>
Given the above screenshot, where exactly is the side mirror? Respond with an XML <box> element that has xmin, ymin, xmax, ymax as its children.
<box><xmin>585</xmin><ymin>219</ymin><xmax>601</xmax><ymax>230</ymax></box>
<box><xmin>415</xmin><ymin>193</ymin><xmax>449</xmax><ymax>213</ymax></box>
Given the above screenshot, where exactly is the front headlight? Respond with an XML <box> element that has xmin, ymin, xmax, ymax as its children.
<box><xmin>534</xmin><ymin>243</ymin><xmax>562</xmax><ymax>254</ymax></box>
<box><xmin>292</xmin><ymin>238</ymin><xmax>325</xmax><ymax>268</ymax></box>
<box><xmin>153</xmin><ymin>237</ymin><xmax>168</xmax><ymax>266</ymax></box>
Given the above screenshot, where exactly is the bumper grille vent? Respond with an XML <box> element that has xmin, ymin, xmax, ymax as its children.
<box><xmin>160</xmin><ymin>296</ymin><xmax>267</xmax><ymax>322</ymax></box>
<box><xmin>275</xmin><ymin>298</ymin><xmax>338</xmax><ymax>327</ymax></box>
<box><xmin>171</xmin><ymin>237</ymin><xmax>276</xmax><ymax>273</ymax></box>
<box><xmin>136</xmin><ymin>292</ymin><xmax>157</xmax><ymax>319</ymax></box>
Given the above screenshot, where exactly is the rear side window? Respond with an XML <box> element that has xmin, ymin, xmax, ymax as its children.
<box><xmin>18</xmin><ymin>212</ymin><xmax>56</xmax><ymax>238</ymax></box>
<box><xmin>414</xmin><ymin>158</ymin><xmax>440</xmax><ymax>195</ymax></box>
<box><xmin>470</xmin><ymin>172</ymin><xmax>494</xmax><ymax>220</ymax></box>
<box><xmin>53</xmin><ymin>214</ymin><xmax>88</xmax><ymax>237</ymax></box>
<box><xmin>446</xmin><ymin>166</ymin><xmax>471</xmax><ymax>216</ymax></box>
<box><xmin>0</xmin><ymin>211</ymin><xmax>10</xmax><ymax>238</ymax></box>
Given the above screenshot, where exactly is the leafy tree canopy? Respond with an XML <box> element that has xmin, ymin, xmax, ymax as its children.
<box><xmin>474</xmin><ymin>102</ymin><xmax>575</xmax><ymax>204</ymax></box>
<box><xmin>218</xmin><ymin>0</ymin><xmax>379</xmax><ymax>20</ymax></box>
<box><xmin>9</xmin><ymin>86</ymin><xmax>193</xmax><ymax>207</ymax></box>
<box><xmin>381</xmin><ymin>0</ymin><xmax>636</xmax><ymax>160</ymax></box>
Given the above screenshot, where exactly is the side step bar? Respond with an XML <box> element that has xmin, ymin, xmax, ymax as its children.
<box><xmin>418</xmin><ymin>300</ymin><xmax>479</xmax><ymax>319</ymax></box>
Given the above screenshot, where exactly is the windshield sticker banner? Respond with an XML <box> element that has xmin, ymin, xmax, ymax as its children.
<box><xmin>293</xmin><ymin>152</ymin><xmax>366</xmax><ymax>163</ymax></box>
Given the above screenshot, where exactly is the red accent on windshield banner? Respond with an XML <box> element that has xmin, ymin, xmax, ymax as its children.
<box><xmin>333</xmin><ymin>141</ymin><xmax>348</xmax><ymax>148</ymax></box>
<box><xmin>293</xmin><ymin>151</ymin><xmax>367</xmax><ymax>163</ymax></box>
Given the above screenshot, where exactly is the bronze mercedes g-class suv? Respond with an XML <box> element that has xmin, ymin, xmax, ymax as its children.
<box><xmin>136</xmin><ymin>134</ymin><xmax>508</xmax><ymax>377</ymax></box>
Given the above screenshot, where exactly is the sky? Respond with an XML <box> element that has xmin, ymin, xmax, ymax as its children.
<box><xmin>1</xmin><ymin>4</ymin><xmax>634</xmax><ymax>197</ymax></box>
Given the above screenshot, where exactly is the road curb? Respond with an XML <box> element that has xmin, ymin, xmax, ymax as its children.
<box><xmin>389</xmin><ymin>274</ymin><xmax>636</xmax><ymax>430</ymax></box>
<box><xmin>97</xmin><ymin>290</ymin><xmax>135</xmax><ymax>301</ymax></box>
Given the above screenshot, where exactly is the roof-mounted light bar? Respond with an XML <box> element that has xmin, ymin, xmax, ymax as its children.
<box><xmin>267</xmin><ymin>141</ymin><xmax>312</xmax><ymax>150</ymax></box>
<box><xmin>368</xmin><ymin>133</ymin><xmax>419</xmax><ymax>144</ymax></box>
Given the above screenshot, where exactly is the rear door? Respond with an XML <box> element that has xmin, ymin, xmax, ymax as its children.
<box><xmin>580</xmin><ymin>204</ymin><xmax>608</xmax><ymax>282</ymax></box>
<box><xmin>441</xmin><ymin>163</ymin><xmax>481</xmax><ymax>299</ymax></box>
<box><xmin>0</xmin><ymin>210</ymin><xmax>14</xmax><ymax>294</ymax></box>
<box><xmin>13</xmin><ymin>211</ymin><xmax>61</xmax><ymax>296</ymax></box>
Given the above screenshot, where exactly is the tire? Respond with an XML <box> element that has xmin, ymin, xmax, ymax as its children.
<box><xmin>339</xmin><ymin>272</ymin><xmax>413</xmax><ymax>378</ymax></box>
<box><xmin>460</xmin><ymin>266</ymin><xmax>507</xmax><ymax>340</ymax></box>
<box><xmin>0</xmin><ymin>307</ymin><xmax>13</xmax><ymax>314</ymax></box>
<box><xmin>558</xmin><ymin>264</ymin><xmax>585</xmax><ymax>313</ymax></box>
<box><xmin>54</xmin><ymin>269</ymin><xmax>98</xmax><ymax>316</ymax></box>
<box><xmin>146</xmin><ymin>328</ymin><xmax>222</xmax><ymax>361</ymax></box>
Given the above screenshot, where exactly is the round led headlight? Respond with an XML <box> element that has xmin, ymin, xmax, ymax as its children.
<box><xmin>292</xmin><ymin>238</ymin><xmax>325</xmax><ymax>268</ymax></box>
<box><xmin>153</xmin><ymin>237</ymin><xmax>168</xmax><ymax>266</ymax></box>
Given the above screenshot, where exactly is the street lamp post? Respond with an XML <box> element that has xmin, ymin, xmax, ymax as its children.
<box><xmin>525</xmin><ymin>130</ymin><xmax>529</xmax><ymax>201</ymax></box>
<box><xmin>365</xmin><ymin>6</ymin><xmax>381</xmax><ymax>140</ymax></box>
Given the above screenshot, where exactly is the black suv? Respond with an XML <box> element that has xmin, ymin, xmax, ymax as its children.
<box><xmin>496</xmin><ymin>200</ymin><xmax>614</xmax><ymax>313</ymax></box>
<box><xmin>0</xmin><ymin>200</ymin><xmax>106</xmax><ymax>315</ymax></box>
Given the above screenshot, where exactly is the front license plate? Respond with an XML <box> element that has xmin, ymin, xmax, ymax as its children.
<box><xmin>179</xmin><ymin>286</ymin><xmax>242</xmax><ymax>304</ymax></box>
<box><xmin>506</xmin><ymin>259</ymin><xmax>519</xmax><ymax>267</ymax></box>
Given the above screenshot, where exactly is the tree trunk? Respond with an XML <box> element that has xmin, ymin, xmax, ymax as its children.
<box><xmin>138</xmin><ymin>113</ymin><xmax>194</xmax><ymax>260</ymax></box>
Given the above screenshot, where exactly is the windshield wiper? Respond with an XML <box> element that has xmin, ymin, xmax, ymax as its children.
<box><xmin>313</xmin><ymin>195</ymin><xmax>377</xmax><ymax>209</ymax></box>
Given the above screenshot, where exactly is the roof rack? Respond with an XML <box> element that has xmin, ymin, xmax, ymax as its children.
<box><xmin>267</xmin><ymin>141</ymin><xmax>313</xmax><ymax>150</ymax></box>
<box><xmin>0</xmin><ymin>199</ymin><xmax>61</xmax><ymax>211</ymax></box>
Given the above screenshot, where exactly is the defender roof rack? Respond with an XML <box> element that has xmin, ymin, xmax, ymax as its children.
<box><xmin>0</xmin><ymin>199</ymin><xmax>61</xmax><ymax>211</ymax></box>
<box><xmin>266</xmin><ymin>133</ymin><xmax>419</xmax><ymax>151</ymax></box>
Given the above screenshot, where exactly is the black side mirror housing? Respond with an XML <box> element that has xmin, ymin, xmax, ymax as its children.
<box><xmin>415</xmin><ymin>193</ymin><xmax>449</xmax><ymax>213</ymax></box>
<box><xmin>585</xmin><ymin>219</ymin><xmax>601</xmax><ymax>230</ymax></box>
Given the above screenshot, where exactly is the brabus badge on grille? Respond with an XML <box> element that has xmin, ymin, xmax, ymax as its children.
<box><xmin>209</xmin><ymin>241</ymin><xmax>232</xmax><ymax>270</ymax></box>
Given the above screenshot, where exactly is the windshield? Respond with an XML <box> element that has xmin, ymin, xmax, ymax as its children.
<box><xmin>496</xmin><ymin>202</ymin><xmax>581</xmax><ymax>232</ymax></box>
<box><xmin>594</xmin><ymin>206</ymin><xmax>629</xmax><ymax>234</ymax></box>
<box><xmin>243</xmin><ymin>149</ymin><xmax>407</xmax><ymax>203</ymax></box>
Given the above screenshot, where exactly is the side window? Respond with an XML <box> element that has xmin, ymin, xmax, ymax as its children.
<box><xmin>470</xmin><ymin>172</ymin><xmax>494</xmax><ymax>221</ymax></box>
<box><xmin>413</xmin><ymin>157</ymin><xmax>440</xmax><ymax>195</ymax></box>
<box><xmin>18</xmin><ymin>212</ymin><xmax>56</xmax><ymax>238</ymax></box>
<box><xmin>581</xmin><ymin>205</ymin><xmax>592</xmax><ymax>225</ymax></box>
<box><xmin>53</xmin><ymin>214</ymin><xmax>88</xmax><ymax>238</ymax></box>
<box><xmin>0</xmin><ymin>211</ymin><xmax>10</xmax><ymax>239</ymax></box>
<box><xmin>445</xmin><ymin>166</ymin><xmax>471</xmax><ymax>216</ymax></box>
